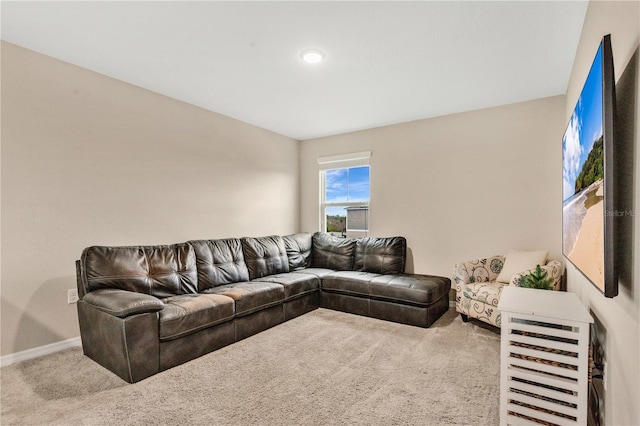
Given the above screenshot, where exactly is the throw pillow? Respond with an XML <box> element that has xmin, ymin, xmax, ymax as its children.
<box><xmin>496</xmin><ymin>249</ymin><xmax>549</xmax><ymax>283</ymax></box>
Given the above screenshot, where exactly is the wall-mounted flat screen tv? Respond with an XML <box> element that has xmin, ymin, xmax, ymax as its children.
<box><xmin>562</xmin><ymin>34</ymin><xmax>618</xmax><ymax>298</ymax></box>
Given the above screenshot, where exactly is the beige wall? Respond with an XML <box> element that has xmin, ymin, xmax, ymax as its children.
<box><xmin>564</xmin><ymin>2</ymin><xmax>639</xmax><ymax>425</ymax></box>
<box><xmin>300</xmin><ymin>96</ymin><xmax>566</xmax><ymax>277</ymax></box>
<box><xmin>0</xmin><ymin>42</ymin><xmax>299</xmax><ymax>356</ymax></box>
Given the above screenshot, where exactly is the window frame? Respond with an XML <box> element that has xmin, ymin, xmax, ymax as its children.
<box><xmin>317</xmin><ymin>151</ymin><xmax>371</xmax><ymax>235</ymax></box>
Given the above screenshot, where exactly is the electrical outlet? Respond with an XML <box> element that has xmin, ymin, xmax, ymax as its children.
<box><xmin>67</xmin><ymin>288</ymin><xmax>79</xmax><ymax>304</ymax></box>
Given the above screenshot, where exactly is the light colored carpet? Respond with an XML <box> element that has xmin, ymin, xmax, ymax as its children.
<box><xmin>1</xmin><ymin>308</ymin><xmax>500</xmax><ymax>425</ymax></box>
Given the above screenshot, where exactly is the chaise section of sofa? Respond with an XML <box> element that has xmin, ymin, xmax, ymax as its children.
<box><xmin>313</xmin><ymin>233</ymin><xmax>450</xmax><ymax>327</ymax></box>
<box><xmin>76</xmin><ymin>232</ymin><xmax>451</xmax><ymax>383</ymax></box>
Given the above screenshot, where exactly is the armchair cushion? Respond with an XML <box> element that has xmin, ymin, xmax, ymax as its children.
<box><xmin>453</xmin><ymin>256</ymin><xmax>505</xmax><ymax>285</ymax></box>
<box><xmin>460</xmin><ymin>281</ymin><xmax>504</xmax><ymax>307</ymax></box>
<box><xmin>496</xmin><ymin>249</ymin><xmax>548</xmax><ymax>283</ymax></box>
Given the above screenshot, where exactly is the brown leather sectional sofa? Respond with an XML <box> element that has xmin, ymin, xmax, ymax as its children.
<box><xmin>76</xmin><ymin>232</ymin><xmax>451</xmax><ymax>383</ymax></box>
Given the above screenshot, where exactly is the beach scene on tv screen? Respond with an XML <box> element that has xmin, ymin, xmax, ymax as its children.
<box><xmin>562</xmin><ymin>45</ymin><xmax>605</xmax><ymax>290</ymax></box>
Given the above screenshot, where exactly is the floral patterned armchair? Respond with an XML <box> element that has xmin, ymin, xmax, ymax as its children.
<box><xmin>453</xmin><ymin>255</ymin><xmax>564</xmax><ymax>327</ymax></box>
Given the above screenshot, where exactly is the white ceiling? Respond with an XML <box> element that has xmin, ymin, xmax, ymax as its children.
<box><xmin>1</xmin><ymin>1</ymin><xmax>588</xmax><ymax>140</ymax></box>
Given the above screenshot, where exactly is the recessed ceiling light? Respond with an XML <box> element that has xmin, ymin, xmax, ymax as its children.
<box><xmin>301</xmin><ymin>49</ymin><xmax>325</xmax><ymax>64</ymax></box>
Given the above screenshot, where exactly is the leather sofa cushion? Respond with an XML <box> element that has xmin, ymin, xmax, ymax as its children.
<box><xmin>321</xmin><ymin>271</ymin><xmax>382</xmax><ymax>297</ymax></box>
<box><xmin>83</xmin><ymin>289</ymin><xmax>164</xmax><ymax>318</ymax></box>
<box><xmin>369</xmin><ymin>274</ymin><xmax>451</xmax><ymax>306</ymax></box>
<box><xmin>296</xmin><ymin>268</ymin><xmax>337</xmax><ymax>278</ymax></box>
<box><xmin>282</xmin><ymin>233</ymin><xmax>312</xmax><ymax>271</ymax></box>
<box><xmin>82</xmin><ymin>244</ymin><xmax>197</xmax><ymax>297</ymax></box>
<box><xmin>188</xmin><ymin>239</ymin><xmax>250</xmax><ymax>291</ymax></box>
<box><xmin>241</xmin><ymin>236</ymin><xmax>289</xmax><ymax>280</ymax></box>
<box><xmin>253</xmin><ymin>272</ymin><xmax>320</xmax><ymax>300</ymax></box>
<box><xmin>353</xmin><ymin>236</ymin><xmax>406</xmax><ymax>274</ymax></box>
<box><xmin>204</xmin><ymin>282</ymin><xmax>284</xmax><ymax>316</ymax></box>
<box><xmin>159</xmin><ymin>294</ymin><xmax>235</xmax><ymax>341</ymax></box>
<box><xmin>311</xmin><ymin>232</ymin><xmax>356</xmax><ymax>270</ymax></box>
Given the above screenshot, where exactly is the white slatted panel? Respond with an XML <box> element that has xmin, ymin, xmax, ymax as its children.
<box><xmin>499</xmin><ymin>287</ymin><xmax>592</xmax><ymax>426</ymax></box>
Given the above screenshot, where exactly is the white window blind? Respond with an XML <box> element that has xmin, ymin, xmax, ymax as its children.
<box><xmin>317</xmin><ymin>151</ymin><xmax>371</xmax><ymax>170</ymax></box>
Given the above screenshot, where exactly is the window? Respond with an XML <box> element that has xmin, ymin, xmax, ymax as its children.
<box><xmin>318</xmin><ymin>152</ymin><xmax>370</xmax><ymax>237</ymax></box>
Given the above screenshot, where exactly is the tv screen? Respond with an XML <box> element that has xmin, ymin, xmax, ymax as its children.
<box><xmin>562</xmin><ymin>34</ymin><xmax>617</xmax><ymax>298</ymax></box>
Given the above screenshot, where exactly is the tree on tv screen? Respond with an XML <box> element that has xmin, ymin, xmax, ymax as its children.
<box><xmin>574</xmin><ymin>136</ymin><xmax>604</xmax><ymax>194</ymax></box>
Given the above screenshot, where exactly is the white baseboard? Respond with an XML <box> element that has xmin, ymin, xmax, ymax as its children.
<box><xmin>0</xmin><ymin>337</ymin><xmax>82</xmax><ymax>368</ymax></box>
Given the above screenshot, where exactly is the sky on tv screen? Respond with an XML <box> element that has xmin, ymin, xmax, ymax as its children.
<box><xmin>562</xmin><ymin>44</ymin><xmax>603</xmax><ymax>203</ymax></box>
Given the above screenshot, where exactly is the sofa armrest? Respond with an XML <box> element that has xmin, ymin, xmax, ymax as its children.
<box><xmin>509</xmin><ymin>259</ymin><xmax>565</xmax><ymax>291</ymax></box>
<box><xmin>83</xmin><ymin>289</ymin><xmax>164</xmax><ymax>318</ymax></box>
<box><xmin>453</xmin><ymin>255</ymin><xmax>505</xmax><ymax>285</ymax></box>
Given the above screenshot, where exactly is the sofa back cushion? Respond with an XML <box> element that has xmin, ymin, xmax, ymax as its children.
<box><xmin>241</xmin><ymin>235</ymin><xmax>289</xmax><ymax>280</ymax></box>
<box><xmin>282</xmin><ymin>233</ymin><xmax>312</xmax><ymax>271</ymax></box>
<box><xmin>353</xmin><ymin>236</ymin><xmax>406</xmax><ymax>274</ymax></box>
<box><xmin>311</xmin><ymin>232</ymin><xmax>356</xmax><ymax>271</ymax></box>
<box><xmin>82</xmin><ymin>244</ymin><xmax>197</xmax><ymax>297</ymax></box>
<box><xmin>188</xmin><ymin>239</ymin><xmax>250</xmax><ymax>290</ymax></box>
